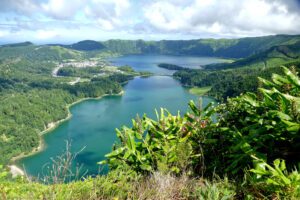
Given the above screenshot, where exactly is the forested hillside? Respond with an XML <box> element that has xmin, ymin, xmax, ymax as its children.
<box><xmin>1</xmin><ymin>34</ymin><xmax>300</xmax><ymax>199</ymax></box>
<box><xmin>173</xmin><ymin>38</ymin><xmax>300</xmax><ymax>101</ymax></box>
<box><xmin>1</xmin><ymin>34</ymin><xmax>300</xmax><ymax>164</ymax></box>
<box><xmin>59</xmin><ymin>34</ymin><xmax>300</xmax><ymax>58</ymax></box>
<box><xmin>205</xmin><ymin>41</ymin><xmax>300</xmax><ymax>70</ymax></box>
<box><xmin>0</xmin><ymin>45</ymin><xmax>137</xmax><ymax>165</ymax></box>
<box><xmin>1</xmin><ymin>66</ymin><xmax>299</xmax><ymax>199</ymax></box>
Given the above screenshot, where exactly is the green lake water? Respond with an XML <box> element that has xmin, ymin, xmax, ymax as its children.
<box><xmin>18</xmin><ymin>55</ymin><xmax>224</xmax><ymax>179</ymax></box>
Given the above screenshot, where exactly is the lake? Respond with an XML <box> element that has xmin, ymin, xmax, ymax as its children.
<box><xmin>108</xmin><ymin>54</ymin><xmax>227</xmax><ymax>74</ymax></box>
<box><xmin>18</xmin><ymin>55</ymin><xmax>222</xmax><ymax>179</ymax></box>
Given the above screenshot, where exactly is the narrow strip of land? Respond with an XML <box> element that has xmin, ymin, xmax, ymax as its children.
<box><xmin>189</xmin><ymin>86</ymin><xmax>212</xmax><ymax>96</ymax></box>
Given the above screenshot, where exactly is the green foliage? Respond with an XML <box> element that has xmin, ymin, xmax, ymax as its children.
<box><xmin>0</xmin><ymin>89</ymin><xmax>76</xmax><ymax>164</ymax></box>
<box><xmin>62</xmin><ymin>77</ymin><xmax>123</xmax><ymax>98</ymax></box>
<box><xmin>174</xmin><ymin>39</ymin><xmax>300</xmax><ymax>101</ymax></box>
<box><xmin>117</xmin><ymin>65</ymin><xmax>135</xmax><ymax>73</ymax></box>
<box><xmin>192</xmin><ymin>178</ymin><xmax>236</xmax><ymax>200</ymax></box>
<box><xmin>174</xmin><ymin>65</ymin><xmax>287</xmax><ymax>100</ymax></box>
<box><xmin>0</xmin><ymin>168</ymin><xmax>238</xmax><ymax>199</ymax></box>
<box><xmin>0</xmin><ymin>169</ymin><xmax>139</xmax><ymax>200</ymax></box>
<box><xmin>192</xmin><ymin>67</ymin><xmax>299</xmax><ymax>177</ymax></box>
<box><xmin>66</xmin><ymin>40</ymin><xmax>105</xmax><ymax>51</ymax></box>
<box><xmin>99</xmin><ymin>35</ymin><xmax>300</xmax><ymax>58</ymax></box>
<box><xmin>157</xmin><ymin>63</ymin><xmax>185</xmax><ymax>70</ymax></box>
<box><xmin>57</xmin><ymin>66</ymin><xmax>104</xmax><ymax>78</ymax></box>
<box><xmin>0</xmin><ymin>165</ymin><xmax>9</xmax><ymax>181</ymax></box>
<box><xmin>99</xmin><ymin>66</ymin><xmax>300</xmax><ymax>198</ymax></box>
<box><xmin>0</xmin><ymin>45</ymin><xmax>83</xmax><ymax>62</ymax></box>
<box><xmin>100</xmin><ymin>97</ymin><xmax>216</xmax><ymax>175</ymax></box>
<box><xmin>205</xmin><ymin>41</ymin><xmax>300</xmax><ymax>70</ymax></box>
<box><xmin>100</xmin><ymin>109</ymin><xmax>192</xmax><ymax>174</ymax></box>
<box><xmin>0</xmin><ymin>45</ymin><xmax>136</xmax><ymax>166</ymax></box>
<box><xmin>2</xmin><ymin>36</ymin><xmax>300</xmax><ymax>198</ymax></box>
<box><xmin>189</xmin><ymin>86</ymin><xmax>212</xmax><ymax>96</ymax></box>
<box><xmin>250</xmin><ymin>157</ymin><xmax>300</xmax><ymax>197</ymax></box>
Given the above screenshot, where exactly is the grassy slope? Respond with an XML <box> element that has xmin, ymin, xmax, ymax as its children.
<box><xmin>1</xmin><ymin>170</ymin><xmax>236</xmax><ymax>199</ymax></box>
<box><xmin>174</xmin><ymin>40</ymin><xmax>300</xmax><ymax>100</ymax></box>
<box><xmin>189</xmin><ymin>86</ymin><xmax>212</xmax><ymax>96</ymax></box>
<box><xmin>0</xmin><ymin>45</ymin><xmax>129</xmax><ymax>165</ymax></box>
<box><xmin>205</xmin><ymin>41</ymin><xmax>300</xmax><ymax>70</ymax></box>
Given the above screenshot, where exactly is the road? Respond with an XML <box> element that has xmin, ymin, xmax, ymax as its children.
<box><xmin>52</xmin><ymin>64</ymin><xmax>81</xmax><ymax>85</ymax></box>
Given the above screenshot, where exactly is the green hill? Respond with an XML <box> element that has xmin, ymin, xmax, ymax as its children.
<box><xmin>1</xmin><ymin>35</ymin><xmax>300</xmax><ymax>199</ymax></box>
<box><xmin>4</xmin><ymin>34</ymin><xmax>300</xmax><ymax>59</ymax></box>
<box><xmin>68</xmin><ymin>40</ymin><xmax>106</xmax><ymax>51</ymax></box>
<box><xmin>205</xmin><ymin>41</ymin><xmax>300</xmax><ymax>70</ymax></box>
<box><xmin>0</xmin><ymin>44</ymin><xmax>134</xmax><ymax>165</ymax></box>
<box><xmin>1</xmin><ymin>41</ymin><xmax>33</xmax><ymax>48</ymax></box>
<box><xmin>109</xmin><ymin>35</ymin><xmax>300</xmax><ymax>58</ymax></box>
<box><xmin>1</xmin><ymin>67</ymin><xmax>300</xmax><ymax>199</ymax></box>
<box><xmin>101</xmin><ymin>35</ymin><xmax>300</xmax><ymax>58</ymax></box>
<box><xmin>55</xmin><ymin>34</ymin><xmax>300</xmax><ymax>58</ymax></box>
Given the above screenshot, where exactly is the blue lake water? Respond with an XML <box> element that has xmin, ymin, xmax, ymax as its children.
<box><xmin>108</xmin><ymin>54</ymin><xmax>227</xmax><ymax>74</ymax></box>
<box><xmin>18</xmin><ymin>55</ymin><xmax>222</xmax><ymax>179</ymax></box>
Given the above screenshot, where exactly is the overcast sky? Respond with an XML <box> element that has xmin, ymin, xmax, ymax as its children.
<box><xmin>0</xmin><ymin>0</ymin><xmax>300</xmax><ymax>44</ymax></box>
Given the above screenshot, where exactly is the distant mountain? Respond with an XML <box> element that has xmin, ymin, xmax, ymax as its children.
<box><xmin>1</xmin><ymin>41</ymin><xmax>33</xmax><ymax>47</ymax></box>
<box><xmin>55</xmin><ymin>34</ymin><xmax>300</xmax><ymax>59</ymax></box>
<box><xmin>49</xmin><ymin>40</ymin><xmax>106</xmax><ymax>51</ymax></box>
<box><xmin>204</xmin><ymin>41</ymin><xmax>300</xmax><ymax>70</ymax></box>
<box><xmin>68</xmin><ymin>40</ymin><xmax>106</xmax><ymax>51</ymax></box>
<box><xmin>101</xmin><ymin>35</ymin><xmax>300</xmax><ymax>58</ymax></box>
<box><xmin>2</xmin><ymin>35</ymin><xmax>299</xmax><ymax>59</ymax></box>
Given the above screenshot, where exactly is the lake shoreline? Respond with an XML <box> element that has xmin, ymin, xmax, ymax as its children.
<box><xmin>8</xmin><ymin>90</ymin><xmax>124</xmax><ymax>177</ymax></box>
<box><xmin>12</xmin><ymin>55</ymin><xmax>222</xmax><ymax>178</ymax></box>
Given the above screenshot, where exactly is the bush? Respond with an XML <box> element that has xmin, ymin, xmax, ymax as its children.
<box><xmin>101</xmin><ymin>66</ymin><xmax>300</xmax><ymax>197</ymax></box>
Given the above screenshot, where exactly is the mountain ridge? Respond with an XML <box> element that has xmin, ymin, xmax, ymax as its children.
<box><xmin>3</xmin><ymin>34</ymin><xmax>300</xmax><ymax>59</ymax></box>
<box><xmin>48</xmin><ymin>34</ymin><xmax>300</xmax><ymax>58</ymax></box>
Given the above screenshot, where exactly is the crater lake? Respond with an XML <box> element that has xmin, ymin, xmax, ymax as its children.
<box><xmin>18</xmin><ymin>55</ymin><xmax>224</xmax><ymax>178</ymax></box>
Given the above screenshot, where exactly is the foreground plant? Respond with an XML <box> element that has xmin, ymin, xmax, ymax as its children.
<box><xmin>249</xmin><ymin>156</ymin><xmax>300</xmax><ymax>198</ymax></box>
<box><xmin>100</xmin><ymin>109</ymin><xmax>192</xmax><ymax>174</ymax></box>
<box><xmin>100</xmin><ymin>66</ymin><xmax>300</xmax><ymax>198</ymax></box>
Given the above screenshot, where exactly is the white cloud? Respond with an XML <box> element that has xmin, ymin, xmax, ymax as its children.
<box><xmin>41</xmin><ymin>0</ymin><xmax>84</xmax><ymax>19</ymax></box>
<box><xmin>143</xmin><ymin>0</ymin><xmax>300</xmax><ymax>37</ymax></box>
<box><xmin>35</xmin><ymin>30</ymin><xmax>59</xmax><ymax>40</ymax></box>
<box><xmin>0</xmin><ymin>0</ymin><xmax>40</xmax><ymax>15</ymax></box>
<box><xmin>0</xmin><ymin>30</ymin><xmax>9</xmax><ymax>37</ymax></box>
<box><xmin>0</xmin><ymin>0</ymin><xmax>300</xmax><ymax>42</ymax></box>
<box><xmin>84</xmin><ymin>0</ymin><xmax>131</xmax><ymax>30</ymax></box>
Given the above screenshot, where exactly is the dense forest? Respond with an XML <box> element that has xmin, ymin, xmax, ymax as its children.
<box><xmin>157</xmin><ymin>63</ymin><xmax>185</xmax><ymax>70</ymax></box>
<box><xmin>57</xmin><ymin>34</ymin><xmax>300</xmax><ymax>58</ymax></box>
<box><xmin>1</xmin><ymin>66</ymin><xmax>299</xmax><ymax>199</ymax></box>
<box><xmin>174</xmin><ymin>39</ymin><xmax>300</xmax><ymax>100</ymax></box>
<box><xmin>174</xmin><ymin>66</ymin><xmax>288</xmax><ymax>100</ymax></box>
<box><xmin>0</xmin><ymin>45</ymin><xmax>136</xmax><ymax>165</ymax></box>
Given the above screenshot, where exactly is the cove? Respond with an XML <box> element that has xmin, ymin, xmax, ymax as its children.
<box><xmin>18</xmin><ymin>55</ymin><xmax>223</xmax><ymax>179</ymax></box>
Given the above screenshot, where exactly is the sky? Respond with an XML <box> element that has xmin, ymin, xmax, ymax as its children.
<box><xmin>0</xmin><ymin>0</ymin><xmax>300</xmax><ymax>44</ymax></box>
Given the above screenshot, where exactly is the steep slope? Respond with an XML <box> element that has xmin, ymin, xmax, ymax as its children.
<box><xmin>1</xmin><ymin>41</ymin><xmax>33</xmax><ymax>48</ymax></box>
<box><xmin>204</xmin><ymin>41</ymin><xmax>300</xmax><ymax>70</ymax></box>
<box><xmin>68</xmin><ymin>40</ymin><xmax>106</xmax><ymax>51</ymax></box>
<box><xmin>0</xmin><ymin>45</ymin><xmax>84</xmax><ymax>62</ymax></box>
<box><xmin>4</xmin><ymin>35</ymin><xmax>300</xmax><ymax>59</ymax></box>
<box><xmin>55</xmin><ymin>34</ymin><xmax>300</xmax><ymax>58</ymax></box>
<box><xmin>105</xmin><ymin>35</ymin><xmax>300</xmax><ymax>58</ymax></box>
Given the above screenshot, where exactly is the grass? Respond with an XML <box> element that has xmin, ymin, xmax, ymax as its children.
<box><xmin>189</xmin><ymin>86</ymin><xmax>212</xmax><ymax>96</ymax></box>
<box><xmin>0</xmin><ymin>172</ymin><xmax>237</xmax><ymax>200</ymax></box>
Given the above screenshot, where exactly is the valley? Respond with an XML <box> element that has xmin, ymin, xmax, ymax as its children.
<box><xmin>0</xmin><ymin>34</ymin><xmax>300</xmax><ymax>199</ymax></box>
<box><xmin>17</xmin><ymin>54</ymin><xmax>220</xmax><ymax>179</ymax></box>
